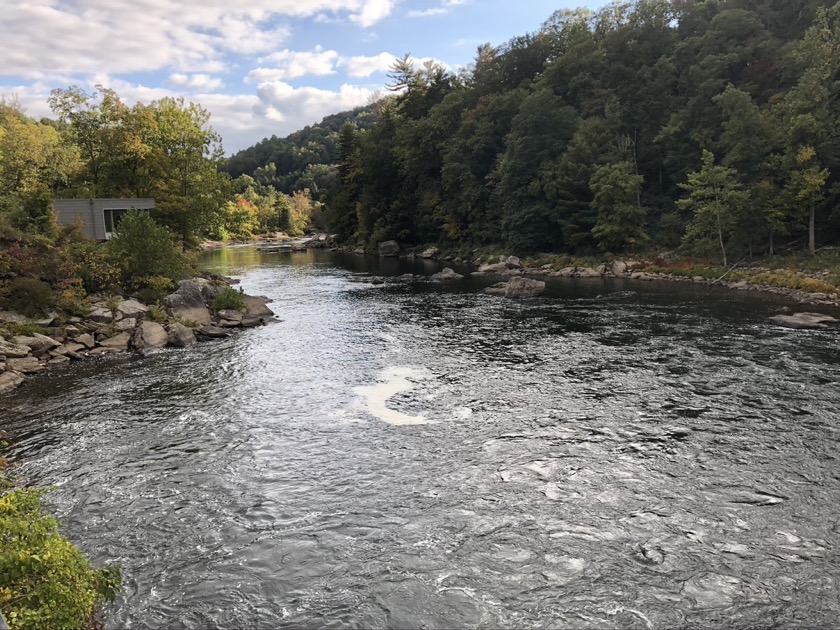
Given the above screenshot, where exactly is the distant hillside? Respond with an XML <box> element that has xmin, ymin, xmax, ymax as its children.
<box><xmin>222</xmin><ymin>105</ymin><xmax>378</xmax><ymax>197</ymax></box>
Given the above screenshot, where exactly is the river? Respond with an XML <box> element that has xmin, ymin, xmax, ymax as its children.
<box><xmin>2</xmin><ymin>248</ymin><xmax>840</xmax><ymax>629</ymax></box>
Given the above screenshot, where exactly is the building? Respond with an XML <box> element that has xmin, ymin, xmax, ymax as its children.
<box><xmin>53</xmin><ymin>198</ymin><xmax>155</xmax><ymax>241</ymax></box>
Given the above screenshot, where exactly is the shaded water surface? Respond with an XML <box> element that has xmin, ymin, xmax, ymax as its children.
<box><xmin>2</xmin><ymin>249</ymin><xmax>840</xmax><ymax>629</ymax></box>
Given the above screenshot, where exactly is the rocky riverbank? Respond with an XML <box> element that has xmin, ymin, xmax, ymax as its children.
<box><xmin>0</xmin><ymin>277</ymin><xmax>277</xmax><ymax>395</ymax></box>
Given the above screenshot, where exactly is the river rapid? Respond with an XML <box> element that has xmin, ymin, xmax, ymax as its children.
<box><xmin>2</xmin><ymin>248</ymin><xmax>840</xmax><ymax>629</ymax></box>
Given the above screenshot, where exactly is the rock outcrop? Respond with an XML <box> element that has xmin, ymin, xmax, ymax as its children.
<box><xmin>378</xmin><ymin>240</ymin><xmax>400</xmax><ymax>257</ymax></box>
<box><xmin>431</xmin><ymin>268</ymin><xmax>464</xmax><ymax>281</ymax></box>
<box><xmin>0</xmin><ymin>276</ymin><xmax>278</xmax><ymax>395</ymax></box>
<box><xmin>768</xmin><ymin>312</ymin><xmax>840</xmax><ymax>330</ymax></box>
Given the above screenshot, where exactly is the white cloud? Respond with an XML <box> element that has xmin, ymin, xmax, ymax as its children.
<box><xmin>169</xmin><ymin>74</ymin><xmax>225</xmax><ymax>91</ymax></box>
<box><xmin>0</xmin><ymin>0</ymin><xmax>396</xmax><ymax>80</ymax></box>
<box><xmin>246</xmin><ymin>48</ymin><xmax>340</xmax><ymax>83</ymax></box>
<box><xmin>342</xmin><ymin>53</ymin><xmax>398</xmax><ymax>78</ymax></box>
<box><xmin>350</xmin><ymin>0</ymin><xmax>395</xmax><ymax>28</ymax></box>
<box><xmin>408</xmin><ymin>0</ymin><xmax>469</xmax><ymax>18</ymax></box>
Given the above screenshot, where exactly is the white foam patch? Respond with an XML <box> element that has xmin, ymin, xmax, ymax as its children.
<box><xmin>354</xmin><ymin>367</ymin><xmax>430</xmax><ymax>426</ymax></box>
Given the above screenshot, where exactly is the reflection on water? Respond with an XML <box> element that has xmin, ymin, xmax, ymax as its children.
<box><xmin>2</xmin><ymin>248</ymin><xmax>840</xmax><ymax>629</ymax></box>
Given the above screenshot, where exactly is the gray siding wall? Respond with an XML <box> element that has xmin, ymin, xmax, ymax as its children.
<box><xmin>54</xmin><ymin>199</ymin><xmax>155</xmax><ymax>240</ymax></box>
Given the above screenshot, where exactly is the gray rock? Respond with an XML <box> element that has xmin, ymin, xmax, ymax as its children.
<box><xmin>113</xmin><ymin>317</ymin><xmax>138</xmax><ymax>332</ymax></box>
<box><xmin>611</xmin><ymin>261</ymin><xmax>628</xmax><ymax>276</ymax></box>
<box><xmin>0</xmin><ymin>340</ymin><xmax>33</xmax><ymax>358</ymax></box>
<box><xmin>478</xmin><ymin>262</ymin><xmax>509</xmax><ymax>274</ymax></box>
<box><xmin>89</xmin><ymin>307</ymin><xmax>115</xmax><ymax>324</ymax></box>
<box><xmin>0</xmin><ymin>311</ymin><xmax>27</xmax><ymax>324</ymax></box>
<box><xmin>431</xmin><ymin>267</ymin><xmax>464</xmax><ymax>281</ymax></box>
<box><xmin>163</xmin><ymin>279</ymin><xmax>212</xmax><ymax>327</ymax></box>
<box><xmin>133</xmin><ymin>321</ymin><xmax>169</xmax><ymax>351</ymax></box>
<box><xmin>50</xmin><ymin>342</ymin><xmax>85</xmax><ymax>357</ymax></box>
<box><xmin>505</xmin><ymin>256</ymin><xmax>522</xmax><ymax>269</ymax></box>
<box><xmin>117</xmin><ymin>299</ymin><xmax>149</xmax><ymax>318</ymax></box>
<box><xmin>421</xmin><ymin>246</ymin><xmax>440</xmax><ymax>259</ymax></box>
<box><xmin>7</xmin><ymin>356</ymin><xmax>44</xmax><ymax>374</ymax></box>
<box><xmin>198</xmin><ymin>325</ymin><xmax>231</xmax><ymax>339</ymax></box>
<box><xmin>218</xmin><ymin>319</ymin><xmax>243</xmax><ymax>328</ymax></box>
<box><xmin>63</xmin><ymin>325</ymin><xmax>81</xmax><ymax>337</ymax></box>
<box><xmin>550</xmin><ymin>267</ymin><xmax>576</xmax><ymax>277</ymax></box>
<box><xmin>378</xmin><ymin>240</ymin><xmax>400</xmax><ymax>257</ymax></box>
<box><xmin>484</xmin><ymin>282</ymin><xmax>509</xmax><ymax>296</ymax></box>
<box><xmin>201</xmin><ymin>282</ymin><xmax>228</xmax><ymax>302</ymax></box>
<box><xmin>12</xmin><ymin>334</ymin><xmax>60</xmax><ymax>355</ymax></box>
<box><xmin>0</xmin><ymin>371</ymin><xmax>24</xmax><ymax>394</ymax></box>
<box><xmin>217</xmin><ymin>309</ymin><xmax>243</xmax><ymax>322</ymax></box>
<box><xmin>769</xmin><ymin>312</ymin><xmax>839</xmax><ymax>330</ymax></box>
<box><xmin>240</xmin><ymin>315</ymin><xmax>266</xmax><ymax>328</ymax></box>
<box><xmin>48</xmin><ymin>355</ymin><xmax>70</xmax><ymax>366</ymax></box>
<box><xmin>505</xmin><ymin>276</ymin><xmax>546</xmax><ymax>299</ymax></box>
<box><xmin>167</xmin><ymin>323</ymin><xmax>197</xmax><ymax>347</ymax></box>
<box><xmin>243</xmin><ymin>295</ymin><xmax>274</xmax><ymax>318</ymax></box>
<box><xmin>76</xmin><ymin>333</ymin><xmax>96</xmax><ymax>350</ymax></box>
<box><xmin>98</xmin><ymin>332</ymin><xmax>132</xmax><ymax>351</ymax></box>
<box><xmin>577</xmin><ymin>266</ymin><xmax>602</xmax><ymax>278</ymax></box>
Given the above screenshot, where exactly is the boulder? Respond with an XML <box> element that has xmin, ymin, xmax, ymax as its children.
<box><xmin>431</xmin><ymin>268</ymin><xmax>464</xmax><ymax>281</ymax></box>
<box><xmin>0</xmin><ymin>340</ymin><xmax>33</xmax><ymax>359</ymax></box>
<box><xmin>201</xmin><ymin>282</ymin><xmax>228</xmax><ymax>303</ymax></box>
<box><xmin>217</xmin><ymin>309</ymin><xmax>243</xmax><ymax>323</ymax></box>
<box><xmin>117</xmin><ymin>299</ymin><xmax>149</xmax><ymax>318</ymax></box>
<box><xmin>113</xmin><ymin>317</ymin><xmax>138</xmax><ymax>332</ymax></box>
<box><xmin>611</xmin><ymin>261</ymin><xmax>628</xmax><ymax>276</ymax></box>
<box><xmin>63</xmin><ymin>325</ymin><xmax>81</xmax><ymax>338</ymax></box>
<box><xmin>50</xmin><ymin>342</ymin><xmax>85</xmax><ymax>357</ymax></box>
<box><xmin>0</xmin><ymin>311</ymin><xmax>27</xmax><ymax>324</ymax></box>
<box><xmin>197</xmin><ymin>325</ymin><xmax>231</xmax><ymax>339</ymax></box>
<box><xmin>484</xmin><ymin>282</ymin><xmax>509</xmax><ymax>296</ymax></box>
<box><xmin>76</xmin><ymin>333</ymin><xmax>96</xmax><ymax>350</ymax></box>
<box><xmin>0</xmin><ymin>371</ymin><xmax>24</xmax><ymax>394</ymax></box>
<box><xmin>768</xmin><ymin>312</ymin><xmax>840</xmax><ymax>330</ymax></box>
<box><xmin>88</xmin><ymin>307</ymin><xmax>115</xmax><ymax>324</ymax></box>
<box><xmin>133</xmin><ymin>321</ymin><xmax>169</xmax><ymax>351</ymax></box>
<box><xmin>243</xmin><ymin>296</ymin><xmax>275</xmax><ymax>318</ymax></box>
<box><xmin>421</xmin><ymin>246</ymin><xmax>440</xmax><ymax>259</ymax></box>
<box><xmin>505</xmin><ymin>256</ymin><xmax>522</xmax><ymax>269</ymax></box>
<box><xmin>550</xmin><ymin>267</ymin><xmax>576</xmax><ymax>278</ymax></box>
<box><xmin>48</xmin><ymin>355</ymin><xmax>70</xmax><ymax>366</ymax></box>
<box><xmin>163</xmin><ymin>279</ymin><xmax>212</xmax><ymax>327</ymax></box>
<box><xmin>377</xmin><ymin>240</ymin><xmax>400</xmax><ymax>257</ymax></box>
<box><xmin>12</xmin><ymin>334</ymin><xmax>60</xmax><ymax>356</ymax></box>
<box><xmin>7</xmin><ymin>356</ymin><xmax>44</xmax><ymax>374</ymax></box>
<box><xmin>577</xmin><ymin>267</ymin><xmax>602</xmax><ymax>278</ymax></box>
<box><xmin>240</xmin><ymin>315</ymin><xmax>266</xmax><ymax>328</ymax></box>
<box><xmin>167</xmin><ymin>323</ymin><xmax>197</xmax><ymax>348</ymax></box>
<box><xmin>505</xmin><ymin>276</ymin><xmax>546</xmax><ymax>299</ymax></box>
<box><xmin>478</xmin><ymin>262</ymin><xmax>510</xmax><ymax>274</ymax></box>
<box><xmin>98</xmin><ymin>332</ymin><xmax>132</xmax><ymax>351</ymax></box>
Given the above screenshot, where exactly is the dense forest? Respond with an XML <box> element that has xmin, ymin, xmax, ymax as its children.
<box><xmin>222</xmin><ymin>106</ymin><xmax>377</xmax><ymax>198</ymax></box>
<box><xmin>309</xmin><ymin>0</ymin><xmax>840</xmax><ymax>262</ymax></box>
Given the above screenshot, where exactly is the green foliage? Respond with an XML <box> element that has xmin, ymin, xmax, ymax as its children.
<box><xmin>213</xmin><ymin>287</ymin><xmax>246</xmax><ymax>312</ymax></box>
<box><xmin>590</xmin><ymin>161</ymin><xmax>648</xmax><ymax>252</ymax></box>
<box><xmin>106</xmin><ymin>210</ymin><xmax>192</xmax><ymax>291</ymax></box>
<box><xmin>0</xmin><ymin>484</ymin><xmax>120</xmax><ymax>630</ymax></box>
<box><xmin>677</xmin><ymin>151</ymin><xmax>749</xmax><ymax>266</ymax></box>
<box><xmin>147</xmin><ymin>302</ymin><xmax>167</xmax><ymax>324</ymax></box>
<box><xmin>0</xmin><ymin>322</ymin><xmax>48</xmax><ymax>340</ymax></box>
<box><xmin>0</xmin><ymin>278</ymin><xmax>55</xmax><ymax>318</ymax></box>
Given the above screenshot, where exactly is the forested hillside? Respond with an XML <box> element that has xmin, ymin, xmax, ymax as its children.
<box><xmin>323</xmin><ymin>0</ymin><xmax>840</xmax><ymax>261</ymax></box>
<box><xmin>222</xmin><ymin>106</ymin><xmax>377</xmax><ymax>199</ymax></box>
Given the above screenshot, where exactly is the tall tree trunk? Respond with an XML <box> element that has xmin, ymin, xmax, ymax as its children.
<box><xmin>809</xmin><ymin>199</ymin><xmax>816</xmax><ymax>254</ymax></box>
<box><xmin>717</xmin><ymin>211</ymin><xmax>727</xmax><ymax>267</ymax></box>
<box><xmin>769</xmin><ymin>231</ymin><xmax>774</xmax><ymax>257</ymax></box>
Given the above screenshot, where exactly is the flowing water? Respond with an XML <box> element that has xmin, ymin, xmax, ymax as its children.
<box><xmin>2</xmin><ymin>249</ymin><xmax>840</xmax><ymax>629</ymax></box>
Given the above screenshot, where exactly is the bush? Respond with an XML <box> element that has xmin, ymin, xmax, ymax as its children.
<box><xmin>106</xmin><ymin>211</ymin><xmax>193</xmax><ymax>292</ymax></box>
<box><xmin>213</xmin><ymin>287</ymin><xmax>246</xmax><ymax>312</ymax></box>
<box><xmin>0</xmin><ymin>278</ymin><xmax>55</xmax><ymax>317</ymax></box>
<box><xmin>0</xmin><ymin>484</ymin><xmax>120</xmax><ymax>630</ymax></box>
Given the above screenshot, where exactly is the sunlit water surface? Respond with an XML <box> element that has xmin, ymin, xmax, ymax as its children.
<box><xmin>2</xmin><ymin>248</ymin><xmax>840</xmax><ymax>629</ymax></box>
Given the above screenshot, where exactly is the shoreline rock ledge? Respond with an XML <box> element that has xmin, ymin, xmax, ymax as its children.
<box><xmin>0</xmin><ymin>277</ymin><xmax>278</xmax><ymax>394</ymax></box>
<box><xmin>768</xmin><ymin>312</ymin><xmax>839</xmax><ymax>330</ymax></box>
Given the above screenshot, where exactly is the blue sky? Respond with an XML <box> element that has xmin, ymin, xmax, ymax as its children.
<box><xmin>0</xmin><ymin>0</ymin><xmax>607</xmax><ymax>153</ymax></box>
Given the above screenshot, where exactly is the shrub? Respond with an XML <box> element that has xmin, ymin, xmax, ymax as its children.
<box><xmin>0</xmin><ymin>278</ymin><xmax>55</xmax><ymax>317</ymax></box>
<box><xmin>213</xmin><ymin>287</ymin><xmax>246</xmax><ymax>312</ymax></box>
<box><xmin>135</xmin><ymin>276</ymin><xmax>175</xmax><ymax>306</ymax></box>
<box><xmin>0</xmin><ymin>481</ymin><xmax>120</xmax><ymax>630</ymax></box>
<box><xmin>106</xmin><ymin>211</ymin><xmax>193</xmax><ymax>292</ymax></box>
<box><xmin>147</xmin><ymin>302</ymin><xmax>167</xmax><ymax>323</ymax></box>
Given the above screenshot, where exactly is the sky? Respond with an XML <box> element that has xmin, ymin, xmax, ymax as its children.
<box><xmin>0</xmin><ymin>0</ymin><xmax>607</xmax><ymax>154</ymax></box>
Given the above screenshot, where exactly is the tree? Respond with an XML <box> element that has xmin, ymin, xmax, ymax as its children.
<box><xmin>678</xmin><ymin>150</ymin><xmax>749</xmax><ymax>266</ymax></box>
<box><xmin>590</xmin><ymin>161</ymin><xmax>648</xmax><ymax>251</ymax></box>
